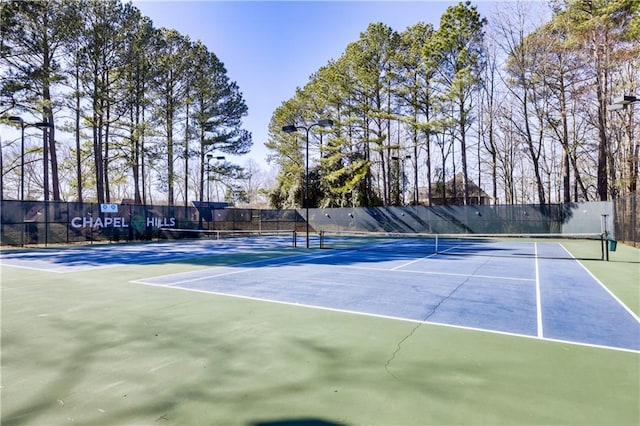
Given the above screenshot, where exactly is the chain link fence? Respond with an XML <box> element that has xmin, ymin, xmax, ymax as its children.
<box><xmin>0</xmin><ymin>199</ymin><xmax>623</xmax><ymax>247</ymax></box>
<box><xmin>0</xmin><ymin>201</ymin><xmax>305</xmax><ymax>246</ymax></box>
<box><xmin>614</xmin><ymin>193</ymin><xmax>639</xmax><ymax>247</ymax></box>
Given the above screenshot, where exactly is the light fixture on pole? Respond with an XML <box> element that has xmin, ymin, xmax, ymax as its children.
<box><xmin>282</xmin><ymin>119</ymin><xmax>334</xmax><ymax>248</ymax></box>
<box><xmin>608</xmin><ymin>95</ymin><xmax>638</xmax><ymax>111</ymax></box>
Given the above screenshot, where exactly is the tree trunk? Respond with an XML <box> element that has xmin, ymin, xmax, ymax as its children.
<box><xmin>184</xmin><ymin>99</ymin><xmax>190</xmax><ymax>207</ymax></box>
<box><xmin>75</xmin><ymin>58</ymin><xmax>82</xmax><ymax>202</ymax></box>
<box><xmin>41</xmin><ymin>20</ymin><xmax>60</xmax><ymax>202</ymax></box>
<box><xmin>459</xmin><ymin>97</ymin><xmax>469</xmax><ymax>205</ymax></box>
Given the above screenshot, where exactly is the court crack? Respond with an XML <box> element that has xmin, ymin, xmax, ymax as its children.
<box><xmin>384</xmin><ymin>257</ymin><xmax>492</xmax><ymax>381</ymax></box>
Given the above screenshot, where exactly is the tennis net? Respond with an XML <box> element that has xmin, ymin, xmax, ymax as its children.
<box><xmin>318</xmin><ymin>230</ymin><xmax>608</xmax><ymax>260</ymax></box>
<box><xmin>158</xmin><ymin>228</ymin><xmax>298</xmax><ymax>247</ymax></box>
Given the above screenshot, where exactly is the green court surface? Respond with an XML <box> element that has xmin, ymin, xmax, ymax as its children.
<box><xmin>1</xmin><ymin>241</ymin><xmax>639</xmax><ymax>425</ymax></box>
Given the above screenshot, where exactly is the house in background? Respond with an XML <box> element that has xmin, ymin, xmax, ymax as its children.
<box><xmin>412</xmin><ymin>173</ymin><xmax>493</xmax><ymax>206</ymax></box>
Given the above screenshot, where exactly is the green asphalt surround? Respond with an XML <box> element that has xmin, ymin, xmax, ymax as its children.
<box><xmin>1</xmin><ymin>241</ymin><xmax>639</xmax><ymax>425</ymax></box>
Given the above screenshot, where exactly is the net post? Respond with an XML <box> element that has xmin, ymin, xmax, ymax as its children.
<box><xmin>319</xmin><ymin>230</ymin><xmax>324</xmax><ymax>249</ymax></box>
<box><xmin>293</xmin><ymin>230</ymin><xmax>297</xmax><ymax>248</ymax></box>
<box><xmin>434</xmin><ymin>233</ymin><xmax>439</xmax><ymax>254</ymax></box>
<box><xmin>601</xmin><ymin>214</ymin><xmax>609</xmax><ymax>261</ymax></box>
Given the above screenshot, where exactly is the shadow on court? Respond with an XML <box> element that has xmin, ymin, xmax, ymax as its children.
<box><xmin>250</xmin><ymin>419</ymin><xmax>347</xmax><ymax>426</ymax></box>
<box><xmin>1</xmin><ymin>240</ymin><xmax>638</xmax><ymax>425</ymax></box>
<box><xmin>0</xmin><ymin>236</ymin><xmax>614</xmax><ymax>273</ymax></box>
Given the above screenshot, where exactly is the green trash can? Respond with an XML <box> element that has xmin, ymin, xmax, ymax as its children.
<box><xmin>609</xmin><ymin>239</ymin><xmax>617</xmax><ymax>252</ymax></box>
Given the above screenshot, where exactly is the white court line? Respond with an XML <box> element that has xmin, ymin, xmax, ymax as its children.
<box><xmin>535</xmin><ymin>243</ymin><xmax>544</xmax><ymax>338</ymax></box>
<box><xmin>390</xmin><ymin>245</ymin><xmax>459</xmax><ymax>270</ymax></box>
<box><xmin>0</xmin><ymin>258</ymin><xmax>156</xmax><ymax>274</ymax></box>
<box><xmin>148</xmin><ymin>267</ymin><xmax>253</xmax><ymax>286</ymax></box>
<box><xmin>390</xmin><ymin>254</ymin><xmax>434</xmax><ymax>270</ymax></box>
<box><xmin>341</xmin><ymin>264</ymin><xmax>534</xmax><ymax>282</ymax></box>
<box><xmin>387</xmin><ymin>242</ymin><xmax>534</xmax><ymax>282</ymax></box>
<box><xmin>0</xmin><ymin>261</ymin><xmax>69</xmax><ymax>274</ymax></box>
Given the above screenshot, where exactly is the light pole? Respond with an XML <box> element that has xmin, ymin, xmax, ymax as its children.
<box><xmin>391</xmin><ymin>154</ymin><xmax>411</xmax><ymax>205</ymax></box>
<box><xmin>206</xmin><ymin>153</ymin><xmax>212</xmax><ymax>203</ymax></box>
<box><xmin>608</xmin><ymin>94</ymin><xmax>638</xmax><ymax>188</ymax></box>
<box><xmin>282</xmin><ymin>119</ymin><xmax>334</xmax><ymax>248</ymax></box>
<box><xmin>7</xmin><ymin>117</ymin><xmax>52</xmax><ymax>201</ymax></box>
<box><xmin>213</xmin><ymin>156</ymin><xmax>225</xmax><ymax>202</ymax></box>
<box><xmin>8</xmin><ymin>116</ymin><xmax>25</xmax><ymax>200</ymax></box>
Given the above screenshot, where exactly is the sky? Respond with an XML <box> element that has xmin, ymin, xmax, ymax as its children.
<box><xmin>131</xmin><ymin>0</ymin><xmax>500</xmax><ymax>172</ymax></box>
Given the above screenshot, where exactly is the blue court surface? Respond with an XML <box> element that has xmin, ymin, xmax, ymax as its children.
<box><xmin>2</xmin><ymin>238</ymin><xmax>639</xmax><ymax>352</ymax></box>
<box><xmin>126</xmin><ymin>240</ymin><xmax>639</xmax><ymax>353</ymax></box>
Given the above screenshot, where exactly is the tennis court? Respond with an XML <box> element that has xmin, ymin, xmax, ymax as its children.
<box><xmin>1</xmin><ymin>233</ymin><xmax>639</xmax><ymax>425</ymax></box>
<box><xmin>128</xmin><ymin>235</ymin><xmax>639</xmax><ymax>352</ymax></box>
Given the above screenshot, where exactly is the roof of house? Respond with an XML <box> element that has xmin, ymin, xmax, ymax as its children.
<box><xmin>422</xmin><ymin>173</ymin><xmax>491</xmax><ymax>199</ymax></box>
